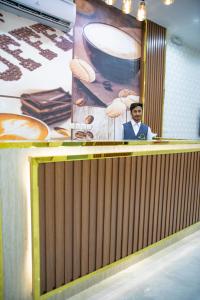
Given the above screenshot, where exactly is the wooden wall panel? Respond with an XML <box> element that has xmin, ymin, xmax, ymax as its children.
<box><xmin>38</xmin><ymin>152</ymin><xmax>200</xmax><ymax>295</ymax></box>
<box><xmin>81</xmin><ymin>160</ymin><xmax>90</xmax><ymax>276</ymax></box>
<box><xmin>55</xmin><ymin>162</ymin><xmax>65</xmax><ymax>288</ymax></box>
<box><xmin>45</xmin><ymin>163</ymin><xmax>55</xmax><ymax>292</ymax></box>
<box><xmin>64</xmin><ymin>161</ymin><xmax>73</xmax><ymax>283</ymax></box>
<box><xmin>89</xmin><ymin>160</ymin><xmax>97</xmax><ymax>272</ymax></box>
<box><xmin>142</xmin><ymin>21</ymin><xmax>166</xmax><ymax>136</ymax></box>
<box><xmin>110</xmin><ymin>158</ymin><xmax>119</xmax><ymax>263</ymax></box>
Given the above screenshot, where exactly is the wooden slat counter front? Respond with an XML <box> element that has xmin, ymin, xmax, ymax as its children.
<box><xmin>0</xmin><ymin>140</ymin><xmax>200</xmax><ymax>300</ymax></box>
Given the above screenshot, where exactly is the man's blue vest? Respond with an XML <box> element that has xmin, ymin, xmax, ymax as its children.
<box><xmin>123</xmin><ymin>121</ymin><xmax>148</xmax><ymax>140</ymax></box>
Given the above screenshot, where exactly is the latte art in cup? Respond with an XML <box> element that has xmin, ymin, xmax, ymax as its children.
<box><xmin>0</xmin><ymin>113</ymin><xmax>49</xmax><ymax>140</ymax></box>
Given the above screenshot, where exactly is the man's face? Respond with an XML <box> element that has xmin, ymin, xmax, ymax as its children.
<box><xmin>131</xmin><ymin>106</ymin><xmax>143</xmax><ymax>123</ymax></box>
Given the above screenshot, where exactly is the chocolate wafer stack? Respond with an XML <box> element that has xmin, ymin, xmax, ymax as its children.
<box><xmin>21</xmin><ymin>88</ymin><xmax>72</xmax><ymax>125</ymax></box>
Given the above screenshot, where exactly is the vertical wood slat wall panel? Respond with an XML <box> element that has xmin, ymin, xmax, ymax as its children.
<box><xmin>45</xmin><ymin>163</ymin><xmax>56</xmax><ymax>292</ymax></box>
<box><xmin>38</xmin><ymin>152</ymin><xmax>200</xmax><ymax>295</ymax></box>
<box><xmin>110</xmin><ymin>158</ymin><xmax>119</xmax><ymax>262</ymax></box>
<box><xmin>89</xmin><ymin>160</ymin><xmax>97</xmax><ymax>273</ymax></box>
<box><xmin>143</xmin><ymin>156</ymin><xmax>156</xmax><ymax>248</ymax></box>
<box><xmin>127</xmin><ymin>157</ymin><xmax>137</xmax><ymax>255</ymax></box>
<box><xmin>55</xmin><ymin>163</ymin><xmax>65</xmax><ymax>288</ymax></box>
<box><xmin>194</xmin><ymin>153</ymin><xmax>200</xmax><ymax>222</ymax></box>
<box><xmin>103</xmin><ymin>159</ymin><xmax>112</xmax><ymax>265</ymax></box>
<box><xmin>116</xmin><ymin>158</ymin><xmax>125</xmax><ymax>260</ymax></box>
<box><xmin>81</xmin><ymin>160</ymin><xmax>90</xmax><ymax>276</ymax></box>
<box><xmin>64</xmin><ymin>161</ymin><xmax>73</xmax><ymax>283</ymax></box>
<box><xmin>143</xmin><ymin>21</ymin><xmax>166</xmax><ymax>136</ymax></box>
<box><xmin>96</xmin><ymin>159</ymin><xmax>105</xmax><ymax>269</ymax></box>
<box><xmin>122</xmin><ymin>157</ymin><xmax>131</xmax><ymax>258</ymax></box>
<box><xmin>73</xmin><ymin>161</ymin><xmax>82</xmax><ymax>280</ymax></box>
<box><xmin>151</xmin><ymin>155</ymin><xmax>160</xmax><ymax>244</ymax></box>
<box><xmin>133</xmin><ymin>156</ymin><xmax>142</xmax><ymax>253</ymax></box>
<box><xmin>196</xmin><ymin>154</ymin><xmax>200</xmax><ymax>221</ymax></box>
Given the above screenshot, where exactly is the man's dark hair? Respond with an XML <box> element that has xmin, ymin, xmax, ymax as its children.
<box><xmin>130</xmin><ymin>102</ymin><xmax>143</xmax><ymax>113</ymax></box>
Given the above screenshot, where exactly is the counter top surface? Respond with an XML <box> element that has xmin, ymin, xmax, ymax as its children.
<box><xmin>0</xmin><ymin>140</ymin><xmax>200</xmax><ymax>161</ymax></box>
<box><xmin>27</xmin><ymin>141</ymin><xmax>200</xmax><ymax>161</ymax></box>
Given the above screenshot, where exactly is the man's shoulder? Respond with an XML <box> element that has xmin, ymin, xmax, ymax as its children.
<box><xmin>123</xmin><ymin>121</ymin><xmax>132</xmax><ymax>127</ymax></box>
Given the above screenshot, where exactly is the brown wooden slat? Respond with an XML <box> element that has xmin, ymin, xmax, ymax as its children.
<box><xmin>194</xmin><ymin>153</ymin><xmax>200</xmax><ymax>222</ymax></box>
<box><xmin>81</xmin><ymin>160</ymin><xmax>90</xmax><ymax>276</ymax></box>
<box><xmin>149</xmin><ymin>155</ymin><xmax>158</xmax><ymax>245</ymax></box>
<box><xmin>55</xmin><ymin>162</ymin><xmax>65</xmax><ymax>287</ymax></box>
<box><xmin>156</xmin><ymin>154</ymin><xmax>165</xmax><ymax>241</ymax></box>
<box><xmin>189</xmin><ymin>152</ymin><xmax>196</xmax><ymax>225</ymax></box>
<box><xmin>96</xmin><ymin>159</ymin><xmax>105</xmax><ymax>269</ymax></box>
<box><xmin>122</xmin><ymin>157</ymin><xmax>131</xmax><ymax>258</ymax></box>
<box><xmin>176</xmin><ymin>153</ymin><xmax>184</xmax><ymax>231</ymax></box>
<box><xmin>39</xmin><ymin>164</ymin><xmax>46</xmax><ymax>294</ymax></box>
<box><xmin>197</xmin><ymin>153</ymin><xmax>200</xmax><ymax>221</ymax></box>
<box><xmin>127</xmin><ymin>157</ymin><xmax>137</xmax><ymax>255</ymax></box>
<box><xmin>110</xmin><ymin>158</ymin><xmax>119</xmax><ymax>263</ymax></box>
<box><xmin>169</xmin><ymin>154</ymin><xmax>178</xmax><ymax>235</ymax></box>
<box><xmin>103</xmin><ymin>159</ymin><xmax>112</xmax><ymax>266</ymax></box>
<box><xmin>45</xmin><ymin>163</ymin><xmax>56</xmax><ymax>292</ymax></box>
<box><xmin>133</xmin><ymin>156</ymin><xmax>142</xmax><ymax>252</ymax></box>
<box><xmin>161</xmin><ymin>154</ymin><xmax>169</xmax><ymax>239</ymax></box>
<box><xmin>143</xmin><ymin>155</ymin><xmax>152</xmax><ymax>248</ymax></box>
<box><xmin>152</xmin><ymin>155</ymin><xmax>161</xmax><ymax>245</ymax></box>
<box><xmin>116</xmin><ymin>158</ymin><xmax>125</xmax><ymax>260</ymax></box>
<box><xmin>73</xmin><ymin>161</ymin><xmax>82</xmax><ymax>280</ymax></box>
<box><xmin>187</xmin><ymin>153</ymin><xmax>194</xmax><ymax>227</ymax></box>
<box><xmin>89</xmin><ymin>160</ymin><xmax>98</xmax><ymax>272</ymax></box>
<box><xmin>183</xmin><ymin>153</ymin><xmax>192</xmax><ymax>228</ymax></box>
<box><xmin>64</xmin><ymin>161</ymin><xmax>73</xmax><ymax>283</ymax></box>
<box><xmin>191</xmin><ymin>153</ymin><xmax>197</xmax><ymax>223</ymax></box>
<box><xmin>180</xmin><ymin>153</ymin><xmax>188</xmax><ymax>230</ymax></box>
<box><xmin>165</xmin><ymin>154</ymin><xmax>173</xmax><ymax>237</ymax></box>
<box><xmin>193</xmin><ymin>152</ymin><xmax>199</xmax><ymax>223</ymax></box>
<box><xmin>138</xmin><ymin>156</ymin><xmax>147</xmax><ymax>250</ymax></box>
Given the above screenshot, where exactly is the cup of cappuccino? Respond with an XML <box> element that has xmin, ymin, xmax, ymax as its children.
<box><xmin>83</xmin><ymin>23</ymin><xmax>141</xmax><ymax>83</ymax></box>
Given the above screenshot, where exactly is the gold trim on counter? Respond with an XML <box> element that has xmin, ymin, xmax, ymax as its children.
<box><xmin>30</xmin><ymin>160</ymin><xmax>41</xmax><ymax>300</ymax></box>
<box><xmin>0</xmin><ymin>139</ymin><xmax>200</xmax><ymax>149</ymax></box>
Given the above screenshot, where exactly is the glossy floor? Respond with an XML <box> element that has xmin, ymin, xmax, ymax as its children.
<box><xmin>68</xmin><ymin>229</ymin><xmax>200</xmax><ymax>300</ymax></box>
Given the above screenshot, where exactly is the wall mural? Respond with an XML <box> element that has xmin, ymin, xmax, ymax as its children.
<box><xmin>0</xmin><ymin>0</ymin><xmax>141</xmax><ymax>140</ymax></box>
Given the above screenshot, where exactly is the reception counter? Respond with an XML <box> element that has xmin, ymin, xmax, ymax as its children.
<box><xmin>0</xmin><ymin>140</ymin><xmax>200</xmax><ymax>300</ymax></box>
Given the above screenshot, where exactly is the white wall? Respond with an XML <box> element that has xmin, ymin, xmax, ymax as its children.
<box><xmin>163</xmin><ymin>37</ymin><xmax>200</xmax><ymax>139</ymax></box>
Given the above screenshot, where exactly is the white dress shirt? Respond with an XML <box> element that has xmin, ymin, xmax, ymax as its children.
<box><xmin>115</xmin><ymin>120</ymin><xmax>156</xmax><ymax>140</ymax></box>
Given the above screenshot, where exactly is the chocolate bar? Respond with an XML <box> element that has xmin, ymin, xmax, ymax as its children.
<box><xmin>21</xmin><ymin>88</ymin><xmax>72</xmax><ymax>125</ymax></box>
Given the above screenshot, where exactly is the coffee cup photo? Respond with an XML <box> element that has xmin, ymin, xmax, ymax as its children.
<box><xmin>0</xmin><ymin>113</ymin><xmax>49</xmax><ymax>140</ymax></box>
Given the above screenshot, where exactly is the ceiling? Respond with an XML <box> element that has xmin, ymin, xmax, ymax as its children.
<box><xmin>114</xmin><ymin>0</ymin><xmax>200</xmax><ymax>50</ymax></box>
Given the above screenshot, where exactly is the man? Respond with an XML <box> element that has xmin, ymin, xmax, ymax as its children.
<box><xmin>123</xmin><ymin>103</ymin><xmax>155</xmax><ymax>140</ymax></box>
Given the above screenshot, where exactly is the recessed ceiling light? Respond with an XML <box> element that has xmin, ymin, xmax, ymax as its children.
<box><xmin>162</xmin><ymin>0</ymin><xmax>175</xmax><ymax>5</ymax></box>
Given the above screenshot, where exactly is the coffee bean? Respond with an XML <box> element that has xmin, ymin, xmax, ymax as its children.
<box><xmin>104</xmin><ymin>86</ymin><xmax>113</xmax><ymax>91</ymax></box>
<box><xmin>54</xmin><ymin>127</ymin><xmax>70</xmax><ymax>137</ymax></box>
<box><xmin>75</xmin><ymin>98</ymin><xmax>86</xmax><ymax>106</ymax></box>
<box><xmin>75</xmin><ymin>131</ymin><xmax>86</xmax><ymax>139</ymax></box>
<box><xmin>86</xmin><ymin>131</ymin><xmax>94</xmax><ymax>139</ymax></box>
<box><xmin>103</xmin><ymin>80</ymin><xmax>111</xmax><ymax>85</ymax></box>
<box><xmin>84</xmin><ymin>115</ymin><xmax>94</xmax><ymax>124</ymax></box>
